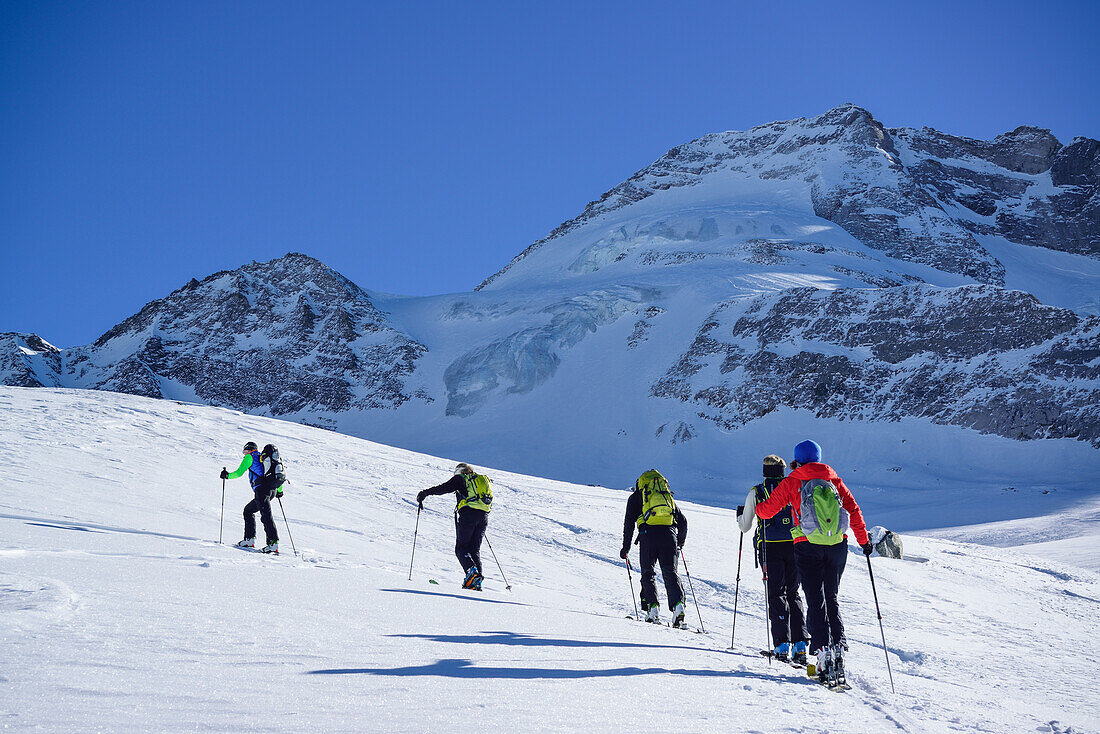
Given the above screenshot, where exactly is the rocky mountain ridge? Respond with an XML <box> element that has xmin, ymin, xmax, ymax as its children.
<box><xmin>30</xmin><ymin>254</ymin><xmax>431</xmax><ymax>424</ymax></box>
<box><xmin>653</xmin><ymin>285</ymin><xmax>1100</xmax><ymax>445</ymax></box>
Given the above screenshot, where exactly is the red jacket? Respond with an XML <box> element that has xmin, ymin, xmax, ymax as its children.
<box><xmin>754</xmin><ymin>462</ymin><xmax>869</xmax><ymax>546</ymax></box>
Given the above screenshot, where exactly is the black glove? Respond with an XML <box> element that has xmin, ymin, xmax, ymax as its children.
<box><xmin>736</xmin><ymin>504</ymin><xmax>745</xmax><ymax>518</ymax></box>
<box><xmin>219</xmin><ymin>468</ymin><xmax>228</xmax><ymax>480</ymax></box>
<box><xmin>275</xmin><ymin>488</ymin><xmax>283</xmax><ymax>499</ymax></box>
<box><xmin>416</xmin><ymin>491</ymin><xmax>427</xmax><ymax>506</ymax></box>
<box><xmin>619</xmin><ymin>547</ymin><xmax>629</xmax><ymax>560</ymax></box>
<box><xmin>861</xmin><ymin>542</ymin><xmax>874</xmax><ymax>556</ymax></box>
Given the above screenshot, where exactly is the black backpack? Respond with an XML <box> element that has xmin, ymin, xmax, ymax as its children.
<box><xmin>261</xmin><ymin>444</ymin><xmax>287</xmax><ymax>488</ymax></box>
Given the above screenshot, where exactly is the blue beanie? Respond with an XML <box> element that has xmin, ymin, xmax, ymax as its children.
<box><xmin>794</xmin><ymin>440</ymin><xmax>821</xmax><ymax>464</ymax></box>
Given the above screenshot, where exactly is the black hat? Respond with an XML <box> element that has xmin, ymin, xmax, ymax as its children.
<box><xmin>243</xmin><ymin>441</ymin><xmax>258</xmax><ymax>453</ymax></box>
<box><xmin>762</xmin><ymin>454</ymin><xmax>786</xmax><ymax>478</ymax></box>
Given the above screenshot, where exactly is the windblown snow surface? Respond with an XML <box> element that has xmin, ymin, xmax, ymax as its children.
<box><xmin>2</xmin><ymin>388</ymin><xmax>1098</xmax><ymax>733</ymax></box>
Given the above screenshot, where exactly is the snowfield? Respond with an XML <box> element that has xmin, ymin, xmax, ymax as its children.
<box><xmin>2</xmin><ymin>387</ymin><xmax>1098</xmax><ymax>733</ymax></box>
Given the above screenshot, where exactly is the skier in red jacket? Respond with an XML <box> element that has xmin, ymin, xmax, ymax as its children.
<box><xmin>752</xmin><ymin>440</ymin><xmax>872</xmax><ymax>683</ymax></box>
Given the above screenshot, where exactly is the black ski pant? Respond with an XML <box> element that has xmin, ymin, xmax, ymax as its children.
<box><xmin>454</xmin><ymin>508</ymin><xmax>488</xmax><ymax>574</ymax></box>
<box><xmin>794</xmin><ymin>541</ymin><xmax>847</xmax><ymax>653</ymax></box>
<box><xmin>759</xmin><ymin>541</ymin><xmax>809</xmax><ymax>647</ymax></box>
<box><xmin>243</xmin><ymin>489</ymin><xmax>278</xmax><ymax>544</ymax></box>
<box><xmin>638</xmin><ymin>527</ymin><xmax>684</xmax><ymax>611</ymax></box>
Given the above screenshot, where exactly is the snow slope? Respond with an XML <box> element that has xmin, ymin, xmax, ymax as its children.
<box><xmin>2</xmin><ymin>387</ymin><xmax>1098</xmax><ymax>732</ymax></box>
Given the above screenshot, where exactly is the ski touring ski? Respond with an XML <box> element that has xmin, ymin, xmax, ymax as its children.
<box><xmin>627</xmin><ymin>615</ymin><xmax>704</xmax><ymax>634</ymax></box>
<box><xmin>232</xmin><ymin>545</ymin><xmax>279</xmax><ymax>556</ymax></box>
<box><xmin>759</xmin><ymin>650</ymin><xmax>806</xmax><ymax>669</ymax></box>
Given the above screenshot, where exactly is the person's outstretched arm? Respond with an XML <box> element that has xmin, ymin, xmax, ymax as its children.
<box><xmin>417</xmin><ymin>474</ymin><xmax>465</xmax><ymax>506</ymax></box>
<box><xmin>755</xmin><ymin>477</ymin><xmax>796</xmax><ymax>520</ymax></box>
<box><xmin>620</xmin><ymin>492</ymin><xmax>641</xmax><ymax>557</ymax></box>
<box><xmin>737</xmin><ymin>488</ymin><xmax>757</xmax><ymax>533</ymax></box>
<box><xmin>224</xmin><ymin>455</ymin><xmax>251</xmax><ymax>480</ymax></box>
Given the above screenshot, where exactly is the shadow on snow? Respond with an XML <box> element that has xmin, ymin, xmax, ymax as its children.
<box><xmin>2</xmin><ymin>513</ymin><xmax>200</xmax><ymax>542</ymax></box>
<box><xmin>380</xmin><ymin>588</ymin><xmax>531</xmax><ymax>608</ymax></box>
<box><xmin>388</xmin><ymin>630</ymin><xmax>715</xmax><ymax>654</ymax></box>
<box><xmin>308</xmin><ymin>658</ymin><xmax>792</xmax><ymax>681</ymax></box>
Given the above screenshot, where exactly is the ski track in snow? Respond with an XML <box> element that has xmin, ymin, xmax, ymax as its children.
<box><xmin>1</xmin><ymin>387</ymin><xmax>1098</xmax><ymax>732</ymax></box>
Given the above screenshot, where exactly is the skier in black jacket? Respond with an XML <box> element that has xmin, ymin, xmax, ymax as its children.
<box><xmin>737</xmin><ymin>454</ymin><xmax>810</xmax><ymax>663</ymax></box>
<box><xmin>417</xmin><ymin>463</ymin><xmax>493</xmax><ymax>590</ymax></box>
<box><xmin>620</xmin><ymin>469</ymin><xmax>688</xmax><ymax>626</ymax></box>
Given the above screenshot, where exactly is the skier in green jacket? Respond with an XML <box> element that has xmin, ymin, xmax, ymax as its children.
<box><xmin>220</xmin><ymin>441</ymin><xmax>281</xmax><ymax>554</ymax></box>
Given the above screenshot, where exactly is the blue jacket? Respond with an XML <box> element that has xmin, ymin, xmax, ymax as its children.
<box><xmin>753</xmin><ymin>478</ymin><xmax>797</xmax><ymax>545</ymax></box>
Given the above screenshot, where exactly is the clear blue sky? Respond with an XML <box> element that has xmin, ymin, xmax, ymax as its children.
<box><xmin>2</xmin><ymin>0</ymin><xmax>1097</xmax><ymax>347</ymax></box>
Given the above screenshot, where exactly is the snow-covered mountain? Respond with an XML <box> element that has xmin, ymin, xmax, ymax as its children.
<box><xmin>481</xmin><ymin>104</ymin><xmax>1098</xmax><ymax>289</ymax></box>
<box><xmin>6</xmin><ymin>105</ymin><xmax>1100</xmax><ymax>502</ymax></box>
<box><xmin>15</xmin><ymin>255</ymin><xmax>432</xmax><ymax>421</ymax></box>
<box><xmin>3</xmin><ymin>387</ymin><xmax>1099</xmax><ymax>731</ymax></box>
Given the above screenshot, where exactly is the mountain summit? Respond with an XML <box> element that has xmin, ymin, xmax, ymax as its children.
<box><xmin>479</xmin><ymin>104</ymin><xmax>1097</xmax><ymax>290</ymax></box>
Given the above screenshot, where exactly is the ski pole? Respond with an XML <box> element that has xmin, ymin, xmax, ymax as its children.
<box><xmin>730</xmin><ymin>529</ymin><xmax>744</xmax><ymax>648</ymax></box>
<box><xmin>485</xmin><ymin>535</ymin><xmax>512</xmax><ymax>590</ymax></box>
<box><xmin>408</xmin><ymin>505</ymin><xmax>422</xmax><ymax>580</ymax></box>
<box><xmin>625</xmin><ymin>558</ymin><xmax>640</xmax><ymax>621</ymax></box>
<box><xmin>219</xmin><ymin>477</ymin><xmax>226</xmax><ymax>545</ymax></box>
<box><xmin>277</xmin><ymin>496</ymin><xmax>298</xmax><ymax>557</ymax></box>
<box><xmin>760</xmin><ymin>517</ymin><xmax>772</xmax><ymax>662</ymax></box>
<box><xmin>866</xmin><ymin>554</ymin><xmax>896</xmax><ymax>694</ymax></box>
<box><xmin>679</xmin><ymin>548</ymin><xmax>705</xmax><ymax>633</ymax></box>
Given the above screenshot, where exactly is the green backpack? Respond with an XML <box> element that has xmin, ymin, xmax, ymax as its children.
<box><xmin>636</xmin><ymin>470</ymin><xmax>677</xmax><ymax>527</ymax></box>
<box><xmin>458</xmin><ymin>474</ymin><xmax>493</xmax><ymax>512</ymax></box>
<box><xmin>797</xmin><ymin>479</ymin><xmax>849</xmax><ymax>545</ymax></box>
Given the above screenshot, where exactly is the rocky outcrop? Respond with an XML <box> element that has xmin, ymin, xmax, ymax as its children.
<box><xmin>653</xmin><ymin>285</ymin><xmax>1100</xmax><ymax>445</ymax></box>
<box><xmin>0</xmin><ymin>333</ymin><xmax>62</xmax><ymax>388</ymax></box>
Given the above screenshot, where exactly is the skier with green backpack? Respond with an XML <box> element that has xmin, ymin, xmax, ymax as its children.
<box><xmin>417</xmin><ymin>463</ymin><xmax>493</xmax><ymax>590</ymax></box>
<box><xmin>753</xmin><ymin>440</ymin><xmax>871</xmax><ymax>685</ymax></box>
<box><xmin>620</xmin><ymin>469</ymin><xmax>689</xmax><ymax>626</ymax></box>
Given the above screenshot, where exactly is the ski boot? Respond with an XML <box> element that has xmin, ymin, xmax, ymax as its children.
<box><xmin>773</xmin><ymin>642</ymin><xmax>791</xmax><ymax>663</ymax></box>
<box><xmin>644</xmin><ymin>603</ymin><xmax>660</xmax><ymax>624</ymax></box>
<box><xmin>832</xmin><ymin>643</ymin><xmax>847</xmax><ymax>686</ymax></box>
<box><xmin>792</xmin><ymin>641</ymin><xmax>809</xmax><ymax>666</ymax></box>
<box><xmin>810</xmin><ymin>646</ymin><xmax>832</xmax><ymax>683</ymax></box>
<box><xmin>671</xmin><ymin>602</ymin><xmax>686</xmax><ymax>628</ymax></box>
<box><xmin>235</xmin><ymin>537</ymin><xmax>255</xmax><ymax>548</ymax></box>
<box><xmin>261</xmin><ymin>541</ymin><xmax>279</xmax><ymax>555</ymax></box>
<box><xmin>462</xmin><ymin>565</ymin><xmax>483</xmax><ymax>589</ymax></box>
